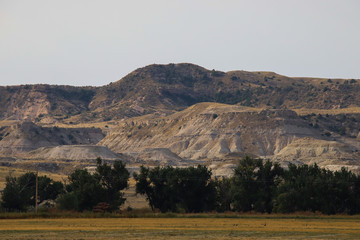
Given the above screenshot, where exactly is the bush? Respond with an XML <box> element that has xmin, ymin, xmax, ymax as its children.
<box><xmin>57</xmin><ymin>192</ymin><xmax>79</xmax><ymax>211</ymax></box>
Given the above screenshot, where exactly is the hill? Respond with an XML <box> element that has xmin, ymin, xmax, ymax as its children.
<box><xmin>99</xmin><ymin>102</ymin><xmax>360</xmax><ymax>172</ymax></box>
<box><xmin>1</xmin><ymin>63</ymin><xmax>360</xmax><ymax>124</ymax></box>
<box><xmin>86</xmin><ymin>63</ymin><xmax>360</xmax><ymax>122</ymax></box>
<box><xmin>0</xmin><ymin>63</ymin><xmax>360</xmax><ymax>177</ymax></box>
<box><xmin>0</xmin><ymin>85</ymin><xmax>96</xmax><ymax>123</ymax></box>
<box><xmin>0</xmin><ymin>122</ymin><xmax>104</xmax><ymax>155</ymax></box>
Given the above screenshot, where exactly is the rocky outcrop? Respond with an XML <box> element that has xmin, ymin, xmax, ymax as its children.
<box><xmin>100</xmin><ymin>103</ymin><xmax>323</xmax><ymax>161</ymax></box>
<box><xmin>0</xmin><ymin>122</ymin><xmax>104</xmax><ymax>155</ymax></box>
<box><xmin>0</xmin><ymin>85</ymin><xmax>96</xmax><ymax>122</ymax></box>
<box><xmin>0</xmin><ymin>86</ymin><xmax>50</xmax><ymax>121</ymax></box>
<box><xmin>209</xmin><ymin>162</ymin><xmax>237</xmax><ymax>178</ymax></box>
<box><xmin>272</xmin><ymin>137</ymin><xmax>360</xmax><ymax>170</ymax></box>
<box><xmin>133</xmin><ymin>148</ymin><xmax>186</xmax><ymax>166</ymax></box>
<box><xmin>25</xmin><ymin>145</ymin><xmax>126</xmax><ymax>161</ymax></box>
<box><xmin>98</xmin><ymin>102</ymin><xmax>360</xmax><ymax>170</ymax></box>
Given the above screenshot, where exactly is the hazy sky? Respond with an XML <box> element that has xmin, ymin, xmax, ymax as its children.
<box><xmin>1</xmin><ymin>0</ymin><xmax>359</xmax><ymax>86</ymax></box>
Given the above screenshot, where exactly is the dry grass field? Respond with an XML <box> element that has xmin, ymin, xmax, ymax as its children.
<box><xmin>0</xmin><ymin>216</ymin><xmax>359</xmax><ymax>239</ymax></box>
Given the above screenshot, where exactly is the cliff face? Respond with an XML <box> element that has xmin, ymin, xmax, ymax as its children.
<box><xmin>0</xmin><ymin>122</ymin><xmax>104</xmax><ymax>155</ymax></box>
<box><xmin>25</xmin><ymin>145</ymin><xmax>126</xmax><ymax>161</ymax></box>
<box><xmin>0</xmin><ymin>85</ymin><xmax>96</xmax><ymax>123</ymax></box>
<box><xmin>99</xmin><ymin>103</ymin><xmax>322</xmax><ymax>159</ymax></box>
<box><xmin>97</xmin><ymin>102</ymin><xmax>360</xmax><ymax>173</ymax></box>
<box><xmin>0</xmin><ymin>86</ymin><xmax>51</xmax><ymax>121</ymax></box>
<box><xmin>272</xmin><ymin>137</ymin><xmax>360</xmax><ymax>171</ymax></box>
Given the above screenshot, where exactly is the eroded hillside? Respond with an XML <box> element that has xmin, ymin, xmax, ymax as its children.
<box><xmin>101</xmin><ymin>103</ymin><xmax>316</xmax><ymax>158</ymax></box>
<box><xmin>0</xmin><ymin>122</ymin><xmax>104</xmax><ymax>155</ymax></box>
<box><xmin>1</xmin><ymin>63</ymin><xmax>360</xmax><ymax>177</ymax></box>
<box><xmin>98</xmin><ymin>103</ymin><xmax>360</xmax><ymax>174</ymax></box>
<box><xmin>0</xmin><ymin>85</ymin><xmax>96</xmax><ymax>123</ymax></box>
<box><xmin>2</xmin><ymin>63</ymin><xmax>360</xmax><ymax>124</ymax></box>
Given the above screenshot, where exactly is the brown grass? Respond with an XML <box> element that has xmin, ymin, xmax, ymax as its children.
<box><xmin>293</xmin><ymin>107</ymin><xmax>360</xmax><ymax>116</ymax></box>
<box><xmin>0</xmin><ymin>217</ymin><xmax>359</xmax><ymax>239</ymax></box>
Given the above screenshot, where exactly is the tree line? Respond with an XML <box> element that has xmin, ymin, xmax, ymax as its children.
<box><xmin>134</xmin><ymin>158</ymin><xmax>360</xmax><ymax>214</ymax></box>
<box><xmin>2</xmin><ymin>157</ymin><xmax>360</xmax><ymax>214</ymax></box>
<box><xmin>1</xmin><ymin>158</ymin><xmax>129</xmax><ymax>212</ymax></box>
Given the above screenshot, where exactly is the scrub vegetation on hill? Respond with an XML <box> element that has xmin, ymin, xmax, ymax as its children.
<box><xmin>1</xmin><ymin>63</ymin><xmax>360</xmax><ymax>123</ymax></box>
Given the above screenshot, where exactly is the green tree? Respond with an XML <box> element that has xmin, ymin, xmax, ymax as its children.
<box><xmin>215</xmin><ymin>177</ymin><xmax>232</xmax><ymax>212</ymax></box>
<box><xmin>38</xmin><ymin>176</ymin><xmax>64</xmax><ymax>202</ymax></box>
<box><xmin>231</xmin><ymin>157</ymin><xmax>262</xmax><ymax>212</ymax></box>
<box><xmin>56</xmin><ymin>192</ymin><xmax>79</xmax><ymax>211</ymax></box>
<box><xmin>134</xmin><ymin>165</ymin><xmax>216</xmax><ymax>213</ymax></box>
<box><xmin>231</xmin><ymin>157</ymin><xmax>283</xmax><ymax>213</ymax></box>
<box><xmin>330</xmin><ymin>168</ymin><xmax>359</xmax><ymax>214</ymax></box>
<box><xmin>1</xmin><ymin>174</ymin><xmax>31</xmax><ymax>211</ymax></box>
<box><xmin>65</xmin><ymin>169</ymin><xmax>103</xmax><ymax>211</ymax></box>
<box><xmin>253</xmin><ymin>160</ymin><xmax>283</xmax><ymax>213</ymax></box>
<box><xmin>58</xmin><ymin>158</ymin><xmax>129</xmax><ymax>211</ymax></box>
<box><xmin>274</xmin><ymin>164</ymin><xmax>319</xmax><ymax>213</ymax></box>
<box><xmin>176</xmin><ymin>165</ymin><xmax>216</xmax><ymax>212</ymax></box>
<box><xmin>273</xmin><ymin>164</ymin><xmax>360</xmax><ymax>214</ymax></box>
<box><xmin>134</xmin><ymin>166</ymin><xmax>179</xmax><ymax>212</ymax></box>
<box><xmin>94</xmin><ymin>158</ymin><xmax>129</xmax><ymax>210</ymax></box>
<box><xmin>1</xmin><ymin>172</ymin><xmax>64</xmax><ymax>211</ymax></box>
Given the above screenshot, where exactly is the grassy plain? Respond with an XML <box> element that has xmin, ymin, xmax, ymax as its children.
<box><xmin>0</xmin><ymin>216</ymin><xmax>360</xmax><ymax>239</ymax></box>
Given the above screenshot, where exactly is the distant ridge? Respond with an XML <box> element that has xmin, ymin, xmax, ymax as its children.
<box><xmin>0</xmin><ymin>64</ymin><xmax>360</xmax><ymax>176</ymax></box>
<box><xmin>1</xmin><ymin>63</ymin><xmax>359</xmax><ymax>124</ymax></box>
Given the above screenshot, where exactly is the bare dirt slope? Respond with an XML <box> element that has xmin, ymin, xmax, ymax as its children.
<box><xmin>272</xmin><ymin>137</ymin><xmax>360</xmax><ymax>171</ymax></box>
<box><xmin>0</xmin><ymin>122</ymin><xmax>104</xmax><ymax>155</ymax></box>
<box><xmin>100</xmin><ymin>102</ymin><xmax>324</xmax><ymax>160</ymax></box>
<box><xmin>98</xmin><ymin>102</ymin><xmax>360</xmax><ymax>174</ymax></box>
<box><xmin>1</xmin><ymin>63</ymin><xmax>360</xmax><ymax>177</ymax></box>
<box><xmin>25</xmin><ymin>145</ymin><xmax>124</xmax><ymax>161</ymax></box>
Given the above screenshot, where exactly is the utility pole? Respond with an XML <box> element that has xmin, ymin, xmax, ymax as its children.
<box><xmin>35</xmin><ymin>171</ymin><xmax>38</xmax><ymax>214</ymax></box>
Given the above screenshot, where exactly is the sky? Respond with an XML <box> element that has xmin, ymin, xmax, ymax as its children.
<box><xmin>1</xmin><ymin>0</ymin><xmax>360</xmax><ymax>86</ymax></box>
